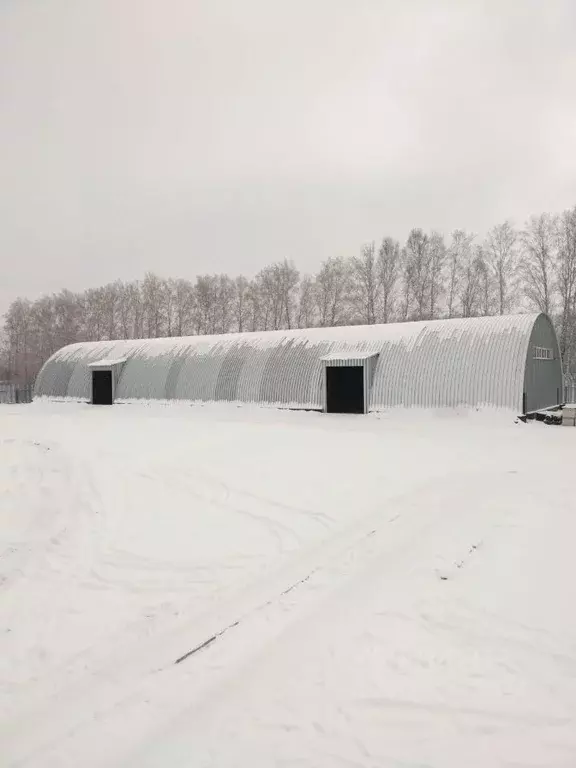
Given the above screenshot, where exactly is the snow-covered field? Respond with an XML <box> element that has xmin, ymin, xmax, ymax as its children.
<box><xmin>1</xmin><ymin>401</ymin><xmax>576</xmax><ymax>768</ymax></box>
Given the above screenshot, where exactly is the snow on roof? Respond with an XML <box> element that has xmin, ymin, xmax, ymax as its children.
<box><xmin>35</xmin><ymin>313</ymin><xmax>562</xmax><ymax>412</ymax></box>
<box><xmin>321</xmin><ymin>351</ymin><xmax>379</xmax><ymax>362</ymax></box>
<box><xmin>87</xmin><ymin>358</ymin><xmax>127</xmax><ymax>368</ymax></box>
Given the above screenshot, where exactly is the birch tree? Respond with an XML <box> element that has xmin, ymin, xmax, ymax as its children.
<box><xmin>314</xmin><ymin>256</ymin><xmax>350</xmax><ymax>327</ymax></box>
<box><xmin>485</xmin><ymin>221</ymin><xmax>518</xmax><ymax>315</ymax></box>
<box><xmin>520</xmin><ymin>213</ymin><xmax>557</xmax><ymax>315</ymax></box>
<box><xmin>351</xmin><ymin>243</ymin><xmax>379</xmax><ymax>324</ymax></box>
<box><xmin>459</xmin><ymin>245</ymin><xmax>484</xmax><ymax>318</ymax></box>
<box><xmin>245</xmin><ymin>279</ymin><xmax>262</xmax><ymax>332</ymax></box>
<box><xmin>428</xmin><ymin>231</ymin><xmax>446</xmax><ymax>319</ymax></box>
<box><xmin>142</xmin><ymin>273</ymin><xmax>166</xmax><ymax>337</ymax></box>
<box><xmin>447</xmin><ymin>230</ymin><xmax>475</xmax><ymax>318</ymax></box>
<box><xmin>474</xmin><ymin>246</ymin><xmax>493</xmax><ymax>316</ymax></box>
<box><xmin>193</xmin><ymin>275</ymin><xmax>218</xmax><ymax>334</ymax></box>
<box><xmin>377</xmin><ymin>237</ymin><xmax>400</xmax><ymax>323</ymax></box>
<box><xmin>232</xmin><ymin>275</ymin><xmax>250</xmax><ymax>333</ymax></box>
<box><xmin>297</xmin><ymin>276</ymin><xmax>316</xmax><ymax>329</ymax></box>
<box><xmin>556</xmin><ymin>206</ymin><xmax>576</xmax><ymax>372</ymax></box>
<box><xmin>404</xmin><ymin>228</ymin><xmax>431</xmax><ymax>320</ymax></box>
<box><xmin>53</xmin><ymin>290</ymin><xmax>82</xmax><ymax>346</ymax></box>
<box><xmin>398</xmin><ymin>248</ymin><xmax>411</xmax><ymax>321</ymax></box>
<box><xmin>172</xmin><ymin>278</ymin><xmax>195</xmax><ymax>336</ymax></box>
<box><xmin>3</xmin><ymin>298</ymin><xmax>34</xmax><ymax>383</ymax></box>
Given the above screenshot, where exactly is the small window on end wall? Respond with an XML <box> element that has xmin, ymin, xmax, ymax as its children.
<box><xmin>534</xmin><ymin>346</ymin><xmax>553</xmax><ymax>360</ymax></box>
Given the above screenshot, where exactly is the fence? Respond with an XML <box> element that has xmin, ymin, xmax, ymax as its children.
<box><xmin>0</xmin><ymin>383</ymin><xmax>34</xmax><ymax>404</ymax></box>
<box><xmin>565</xmin><ymin>379</ymin><xmax>576</xmax><ymax>405</ymax></box>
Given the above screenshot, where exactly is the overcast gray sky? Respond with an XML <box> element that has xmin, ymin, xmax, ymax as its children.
<box><xmin>2</xmin><ymin>0</ymin><xmax>576</xmax><ymax>314</ymax></box>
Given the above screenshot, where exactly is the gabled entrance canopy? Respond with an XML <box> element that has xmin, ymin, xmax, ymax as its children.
<box><xmin>321</xmin><ymin>351</ymin><xmax>379</xmax><ymax>414</ymax></box>
<box><xmin>88</xmin><ymin>358</ymin><xmax>127</xmax><ymax>405</ymax></box>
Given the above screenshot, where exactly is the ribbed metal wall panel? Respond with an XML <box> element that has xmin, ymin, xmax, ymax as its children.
<box><xmin>524</xmin><ymin>314</ymin><xmax>564</xmax><ymax>412</ymax></box>
<box><xmin>34</xmin><ymin>314</ymin><xmax>561</xmax><ymax>412</ymax></box>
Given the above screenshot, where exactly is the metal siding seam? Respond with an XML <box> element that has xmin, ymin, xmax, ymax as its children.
<box><xmin>503</xmin><ymin>325</ymin><xmax>521</xmax><ymax>409</ymax></box>
<box><xmin>467</xmin><ymin>329</ymin><xmax>484</xmax><ymax>407</ymax></box>
<box><xmin>310</xmin><ymin>343</ymin><xmax>330</xmax><ymax>408</ymax></box>
<box><xmin>440</xmin><ymin>330</ymin><xmax>456</xmax><ymax>407</ymax></box>
<box><xmin>489</xmin><ymin>318</ymin><xmax>504</xmax><ymax>407</ymax></box>
<box><xmin>424</xmin><ymin>328</ymin><xmax>439</xmax><ymax>408</ymax></box>
<box><xmin>497</xmin><ymin>322</ymin><xmax>512</xmax><ymax>408</ymax></box>
<box><xmin>114</xmin><ymin>342</ymin><xmax>144</xmax><ymax>400</ymax></box>
<box><xmin>442</xmin><ymin>327</ymin><xmax>454</xmax><ymax>408</ymax></box>
<box><xmin>511</xmin><ymin>326</ymin><xmax>526</xmax><ymax>410</ymax></box>
<box><xmin>452</xmin><ymin>326</ymin><xmax>467</xmax><ymax>407</ymax></box>
<box><xmin>416</xmin><ymin>328</ymin><xmax>431</xmax><ymax>407</ymax></box>
<box><xmin>483</xmin><ymin>318</ymin><xmax>498</xmax><ymax>407</ymax></box>
<box><xmin>390</xmin><ymin>340</ymin><xmax>406</xmax><ymax>408</ymax></box>
<box><xmin>461</xmin><ymin>326</ymin><xmax>476</xmax><ymax>406</ymax></box>
<box><xmin>411</xmin><ymin>328</ymin><xmax>429</xmax><ymax>407</ymax></box>
<box><xmin>378</xmin><ymin>340</ymin><xmax>398</xmax><ymax>408</ymax></box>
<box><xmin>428</xmin><ymin>329</ymin><xmax>445</xmax><ymax>408</ymax></box>
<box><xmin>234</xmin><ymin>343</ymin><xmax>259</xmax><ymax>405</ymax></box>
<box><xmin>513</xmin><ymin>320</ymin><xmax>530</xmax><ymax>409</ymax></box>
<box><xmin>403</xmin><ymin>334</ymin><xmax>416</xmax><ymax>407</ymax></box>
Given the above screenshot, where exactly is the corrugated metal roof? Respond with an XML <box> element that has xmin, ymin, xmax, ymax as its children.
<box><xmin>34</xmin><ymin>314</ymin><xmax>548</xmax><ymax>411</ymax></box>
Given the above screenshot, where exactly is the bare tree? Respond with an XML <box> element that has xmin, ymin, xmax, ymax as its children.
<box><xmin>446</xmin><ymin>230</ymin><xmax>475</xmax><ymax>318</ymax></box>
<box><xmin>428</xmin><ymin>231</ymin><xmax>446</xmax><ymax>319</ymax></box>
<box><xmin>193</xmin><ymin>275</ymin><xmax>218</xmax><ymax>334</ymax></box>
<box><xmin>101</xmin><ymin>282</ymin><xmax>123</xmax><ymax>340</ymax></box>
<box><xmin>214</xmin><ymin>275</ymin><xmax>236</xmax><ymax>334</ymax></box>
<box><xmin>485</xmin><ymin>221</ymin><xmax>518</xmax><ymax>315</ymax></box>
<box><xmin>474</xmin><ymin>246</ymin><xmax>493</xmax><ymax>316</ymax></box>
<box><xmin>3</xmin><ymin>298</ymin><xmax>34</xmax><ymax>384</ymax></box>
<box><xmin>117</xmin><ymin>282</ymin><xmax>135</xmax><ymax>339</ymax></box>
<box><xmin>459</xmin><ymin>245</ymin><xmax>485</xmax><ymax>318</ymax></box>
<box><xmin>245</xmin><ymin>279</ymin><xmax>262</xmax><ymax>332</ymax></box>
<box><xmin>404</xmin><ymin>228</ymin><xmax>432</xmax><ymax>320</ymax></box>
<box><xmin>520</xmin><ymin>213</ymin><xmax>557</xmax><ymax>315</ymax></box>
<box><xmin>351</xmin><ymin>243</ymin><xmax>379</xmax><ymax>324</ymax></box>
<box><xmin>277</xmin><ymin>260</ymin><xmax>300</xmax><ymax>330</ymax></box>
<box><xmin>52</xmin><ymin>290</ymin><xmax>82</xmax><ymax>346</ymax></box>
<box><xmin>255</xmin><ymin>261</ymin><xmax>299</xmax><ymax>330</ymax></box>
<box><xmin>232</xmin><ymin>275</ymin><xmax>250</xmax><ymax>333</ymax></box>
<box><xmin>30</xmin><ymin>296</ymin><xmax>57</xmax><ymax>367</ymax></box>
<box><xmin>172</xmin><ymin>278</ymin><xmax>195</xmax><ymax>336</ymax></box>
<box><xmin>398</xmin><ymin>247</ymin><xmax>412</xmax><ymax>321</ymax></box>
<box><xmin>296</xmin><ymin>276</ymin><xmax>316</xmax><ymax>329</ymax></box>
<box><xmin>82</xmin><ymin>287</ymin><xmax>107</xmax><ymax>341</ymax></box>
<box><xmin>142</xmin><ymin>273</ymin><xmax>166</xmax><ymax>338</ymax></box>
<box><xmin>556</xmin><ymin>206</ymin><xmax>576</xmax><ymax>372</ymax></box>
<box><xmin>315</xmin><ymin>256</ymin><xmax>350</xmax><ymax>327</ymax></box>
<box><xmin>377</xmin><ymin>237</ymin><xmax>400</xmax><ymax>323</ymax></box>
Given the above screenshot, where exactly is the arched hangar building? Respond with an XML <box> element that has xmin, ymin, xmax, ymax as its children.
<box><xmin>35</xmin><ymin>313</ymin><xmax>563</xmax><ymax>414</ymax></box>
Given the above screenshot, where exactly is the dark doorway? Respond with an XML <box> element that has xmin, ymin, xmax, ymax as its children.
<box><xmin>326</xmin><ymin>366</ymin><xmax>364</xmax><ymax>414</ymax></box>
<box><xmin>92</xmin><ymin>370</ymin><xmax>113</xmax><ymax>405</ymax></box>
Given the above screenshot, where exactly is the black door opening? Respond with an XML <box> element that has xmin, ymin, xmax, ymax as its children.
<box><xmin>326</xmin><ymin>366</ymin><xmax>364</xmax><ymax>414</ymax></box>
<box><xmin>92</xmin><ymin>370</ymin><xmax>113</xmax><ymax>405</ymax></box>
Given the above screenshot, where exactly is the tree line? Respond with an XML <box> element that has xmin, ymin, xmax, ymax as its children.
<box><xmin>2</xmin><ymin>204</ymin><xmax>576</xmax><ymax>385</ymax></box>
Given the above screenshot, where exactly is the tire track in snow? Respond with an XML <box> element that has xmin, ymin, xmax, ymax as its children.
<box><xmin>1</xmin><ymin>455</ymin><xmax>526</xmax><ymax>767</ymax></box>
<box><xmin>0</xmin><ymin>439</ymin><xmax>101</xmax><ymax>588</ymax></box>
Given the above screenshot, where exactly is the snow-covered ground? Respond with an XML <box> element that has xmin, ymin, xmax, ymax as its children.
<box><xmin>1</xmin><ymin>401</ymin><xmax>576</xmax><ymax>767</ymax></box>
